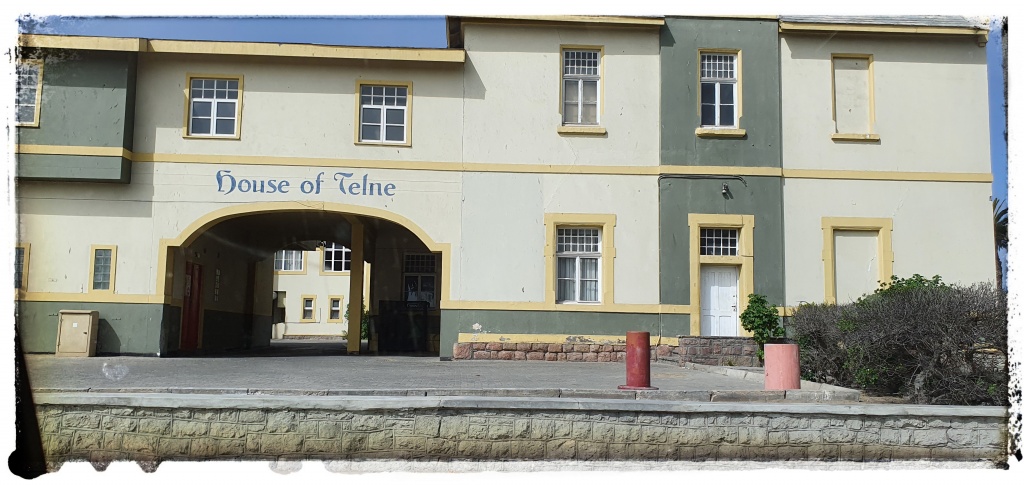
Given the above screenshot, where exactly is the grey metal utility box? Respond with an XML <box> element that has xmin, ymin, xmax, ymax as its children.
<box><xmin>55</xmin><ymin>310</ymin><xmax>99</xmax><ymax>357</ymax></box>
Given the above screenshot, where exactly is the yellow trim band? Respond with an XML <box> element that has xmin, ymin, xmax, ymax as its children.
<box><xmin>442</xmin><ymin>300</ymin><xmax>690</xmax><ymax>314</ymax></box>
<box><xmin>459</xmin><ymin>16</ymin><xmax>664</xmax><ymax>27</ymax></box>
<box><xmin>695</xmin><ymin>128</ymin><xmax>747</xmax><ymax>138</ymax></box>
<box><xmin>16</xmin><ymin>292</ymin><xmax>174</xmax><ymax>304</ymax></box>
<box><xmin>16</xmin><ymin>144</ymin><xmax>132</xmax><ymax>159</ymax></box>
<box><xmin>556</xmin><ymin>126</ymin><xmax>607</xmax><ymax>136</ymax></box>
<box><xmin>831</xmin><ymin>133</ymin><xmax>880</xmax><ymax>142</ymax></box>
<box><xmin>457</xmin><ymin>333</ymin><xmax>680</xmax><ymax>346</ymax></box>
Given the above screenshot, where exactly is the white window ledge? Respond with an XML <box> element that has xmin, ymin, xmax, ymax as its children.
<box><xmin>831</xmin><ymin>133</ymin><xmax>880</xmax><ymax>142</ymax></box>
<box><xmin>557</xmin><ymin>126</ymin><xmax>607</xmax><ymax>136</ymax></box>
<box><xmin>695</xmin><ymin>127</ymin><xmax>746</xmax><ymax>138</ymax></box>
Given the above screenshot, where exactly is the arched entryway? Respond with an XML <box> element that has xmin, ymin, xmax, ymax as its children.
<box><xmin>157</xmin><ymin>202</ymin><xmax>450</xmax><ymax>357</ymax></box>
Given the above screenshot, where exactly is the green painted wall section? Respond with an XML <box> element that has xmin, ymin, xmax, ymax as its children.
<box><xmin>17</xmin><ymin>49</ymin><xmax>137</xmax><ymax>183</ymax></box>
<box><xmin>201</xmin><ymin>309</ymin><xmax>273</xmax><ymax>353</ymax></box>
<box><xmin>660</xmin><ymin>18</ymin><xmax>781</xmax><ymax>167</ymax></box>
<box><xmin>16</xmin><ymin>154</ymin><xmax>131</xmax><ymax>183</ymax></box>
<box><xmin>439</xmin><ymin>310</ymin><xmax>690</xmax><ymax>359</ymax></box>
<box><xmin>659</xmin><ymin>176</ymin><xmax>785</xmax><ymax>306</ymax></box>
<box><xmin>16</xmin><ymin>301</ymin><xmax>175</xmax><ymax>355</ymax></box>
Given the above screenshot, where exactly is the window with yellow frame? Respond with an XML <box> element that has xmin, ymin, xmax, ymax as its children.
<box><xmin>16</xmin><ymin>59</ymin><xmax>43</xmax><ymax>127</ymax></box>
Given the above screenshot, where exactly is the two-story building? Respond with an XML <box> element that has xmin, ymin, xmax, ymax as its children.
<box><xmin>13</xmin><ymin>15</ymin><xmax>995</xmax><ymax>360</ymax></box>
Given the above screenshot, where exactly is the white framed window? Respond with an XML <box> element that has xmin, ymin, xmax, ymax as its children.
<box><xmin>699</xmin><ymin>228</ymin><xmax>739</xmax><ymax>256</ymax></box>
<box><xmin>16</xmin><ymin>60</ymin><xmax>42</xmax><ymax>126</ymax></box>
<box><xmin>700</xmin><ymin>53</ymin><xmax>738</xmax><ymax>128</ymax></box>
<box><xmin>329</xmin><ymin>298</ymin><xmax>342</xmax><ymax>321</ymax></box>
<box><xmin>274</xmin><ymin>250</ymin><xmax>304</xmax><ymax>272</ymax></box>
<box><xmin>562</xmin><ymin>49</ymin><xmax>600</xmax><ymax>125</ymax></box>
<box><xmin>188</xmin><ymin>77</ymin><xmax>241</xmax><ymax>137</ymax></box>
<box><xmin>403</xmin><ymin>253</ymin><xmax>436</xmax><ymax>308</ymax></box>
<box><xmin>556</xmin><ymin>227</ymin><xmax>601</xmax><ymax>303</ymax></box>
<box><xmin>359</xmin><ymin>84</ymin><xmax>409</xmax><ymax>144</ymax></box>
<box><xmin>301</xmin><ymin>297</ymin><xmax>315</xmax><ymax>321</ymax></box>
<box><xmin>90</xmin><ymin>246</ymin><xmax>116</xmax><ymax>292</ymax></box>
<box><xmin>323</xmin><ymin>243</ymin><xmax>351</xmax><ymax>272</ymax></box>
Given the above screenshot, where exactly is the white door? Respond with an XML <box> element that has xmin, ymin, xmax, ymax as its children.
<box><xmin>700</xmin><ymin>265</ymin><xmax>739</xmax><ymax>336</ymax></box>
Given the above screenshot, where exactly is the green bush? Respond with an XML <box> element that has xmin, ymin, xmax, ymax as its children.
<box><xmin>739</xmin><ymin>293</ymin><xmax>784</xmax><ymax>360</ymax></box>
<box><xmin>790</xmin><ymin>276</ymin><xmax>1007</xmax><ymax>406</ymax></box>
<box><xmin>343</xmin><ymin>303</ymin><xmax>372</xmax><ymax>340</ymax></box>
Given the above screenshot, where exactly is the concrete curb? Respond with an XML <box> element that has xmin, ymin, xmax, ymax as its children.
<box><xmin>31</xmin><ymin>391</ymin><xmax>1008</xmax><ymax>418</ymax></box>
<box><xmin>31</xmin><ymin>386</ymin><xmax>859</xmax><ymax>403</ymax></box>
<box><xmin>679</xmin><ymin>361</ymin><xmax>862</xmax><ymax>398</ymax></box>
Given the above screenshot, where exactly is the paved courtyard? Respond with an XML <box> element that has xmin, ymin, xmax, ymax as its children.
<box><xmin>25</xmin><ymin>338</ymin><xmax>764</xmax><ymax>393</ymax></box>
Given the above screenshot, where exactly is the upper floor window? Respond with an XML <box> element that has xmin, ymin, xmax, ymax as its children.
<box><xmin>274</xmin><ymin>250</ymin><xmax>303</xmax><ymax>272</ymax></box>
<box><xmin>562</xmin><ymin>49</ymin><xmax>601</xmax><ymax>125</ymax></box>
<box><xmin>831</xmin><ymin>54</ymin><xmax>876</xmax><ymax>138</ymax></box>
<box><xmin>358</xmin><ymin>84</ymin><xmax>409</xmax><ymax>145</ymax></box>
<box><xmin>16</xmin><ymin>60</ymin><xmax>42</xmax><ymax>127</ymax></box>
<box><xmin>700</xmin><ymin>53</ymin><xmax>738</xmax><ymax>128</ymax></box>
<box><xmin>323</xmin><ymin>243</ymin><xmax>351</xmax><ymax>272</ymax></box>
<box><xmin>556</xmin><ymin>227</ymin><xmax>601</xmax><ymax>303</ymax></box>
<box><xmin>188</xmin><ymin>77</ymin><xmax>241</xmax><ymax>137</ymax></box>
<box><xmin>14</xmin><ymin>246</ymin><xmax>27</xmax><ymax>290</ymax></box>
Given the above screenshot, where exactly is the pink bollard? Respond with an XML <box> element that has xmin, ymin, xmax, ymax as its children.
<box><xmin>764</xmin><ymin>343</ymin><xmax>801</xmax><ymax>390</ymax></box>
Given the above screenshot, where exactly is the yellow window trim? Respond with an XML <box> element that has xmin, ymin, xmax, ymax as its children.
<box><xmin>831</xmin><ymin>133</ymin><xmax>880</xmax><ymax>142</ymax></box>
<box><xmin>559</xmin><ymin>45</ymin><xmax>605</xmax><ymax>127</ymax></box>
<box><xmin>15</xmin><ymin>58</ymin><xmax>44</xmax><ymax>128</ymax></box>
<box><xmin>88</xmin><ymin>245</ymin><xmax>117</xmax><ymax>294</ymax></box>
<box><xmin>15</xmin><ymin>244</ymin><xmax>31</xmax><ymax>294</ymax></box>
<box><xmin>697</xmin><ymin>48</ymin><xmax>742</xmax><ymax>130</ymax></box>
<box><xmin>319</xmin><ymin>245</ymin><xmax>353</xmax><ymax>276</ymax></box>
<box><xmin>831</xmin><ymin>53</ymin><xmax>875</xmax><ymax>137</ymax></box>
<box><xmin>544</xmin><ymin>213</ymin><xmax>616</xmax><ymax>306</ymax></box>
<box><xmin>327</xmin><ymin>295</ymin><xmax>346</xmax><ymax>323</ymax></box>
<box><xmin>687</xmin><ymin>214</ymin><xmax>755</xmax><ymax>337</ymax></box>
<box><xmin>695</xmin><ymin>128</ymin><xmax>747</xmax><ymax>138</ymax></box>
<box><xmin>299</xmin><ymin>294</ymin><xmax>318</xmax><ymax>322</ymax></box>
<box><xmin>821</xmin><ymin>217</ymin><xmax>894</xmax><ymax>304</ymax></box>
<box><xmin>353</xmin><ymin>80</ymin><xmax>413</xmax><ymax>148</ymax></box>
<box><xmin>556</xmin><ymin>126</ymin><xmax>607</xmax><ymax>136</ymax></box>
<box><xmin>273</xmin><ymin>250</ymin><xmax>307</xmax><ymax>275</ymax></box>
<box><xmin>183</xmin><ymin>73</ymin><xmax>244</xmax><ymax>140</ymax></box>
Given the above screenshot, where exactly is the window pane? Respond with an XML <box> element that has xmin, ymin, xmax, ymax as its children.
<box><xmin>362</xmin><ymin>107</ymin><xmax>381</xmax><ymax>124</ymax></box>
<box><xmin>405</xmin><ymin>275</ymin><xmax>419</xmax><ymax>301</ymax></box>
<box><xmin>227</xmin><ymin>90</ymin><xmax>238</xmax><ymax>100</ymax></box>
<box><xmin>580</xmin><ymin>258</ymin><xmax>599</xmax><ymax>279</ymax></box>
<box><xmin>216</xmin><ymin>101</ymin><xmax>236</xmax><ymax>118</ymax></box>
<box><xmin>215</xmin><ymin>89</ymin><xmax>227</xmax><ymax>99</ymax></box>
<box><xmin>16</xmin><ymin>106</ymin><xmax>35</xmax><ymax>123</ymax></box>
<box><xmin>361</xmin><ymin>125</ymin><xmax>381</xmax><ymax>142</ymax></box>
<box><xmin>557</xmin><ymin>257</ymin><xmax>576</xmax><ymax>279</ymax></box>
<box><xmin>192</xmin><ymin>79</ymin><xmax>203</xmax><ymax>89</ymax></box>
<box><xmin>395</xmin><ymin>95</ymin><xmax>407</xmax><ymax>107</ymax></box>
<box><xmin>701</xmin><ymin>82</ymin><xmax>715</xmax><ymax>103</ymax></box>
<box><xmin>582</xmin><ymin>81</ymin><xmax>598</xmax><ymax>102</ymax></box>
<box><xmin>421</xmin><ymin>276</ymin><xmax>435</xmax><ymax>292</ymax></box>
<box><xmin>385</xmin><ymin>108</ymin><xmax>404</xmax><ymax>124</ymax></box>
<box><xmin>720</xmin><ymin>83</ymin><xmax>735</xmax><ymax>104</ymax></box>
<box><xmin>17</xmin><ymin>86</ymin><xmax>36</xmax><ymax>104</ymax></box>
<box><xmin>396</xmin><ymin>87</ymin><xmax>407</xmax><ymax>97</ymax></box>
<box><xmin>228</xmin><ymin>80</ymin><xmax>239</xmax><ymax>89</ymax></box>
<box><xmin>191</xmin><ymin>101</ymin><xmax>212</xmax><ymax>117</ymax></box>
<box><xmin>330</xmin><ymin>308</ymin><xmax>340</xmax><ymax>320</ymax></box>
<box><xmin>191</xmin><ymin>118</ymin><xmax>211</xmax><ymax>134</ymax></box>
<box><xmin>204</xmin><ymin>79</ymin><xmax>215</xmax><ymax>89</ymax></box>
<box><xmin>557</xmin><ymin>279</ymin><xmax>575</xmax><ymax>302</ymax></box>
<box><xmin>580</xmin><ymin>280</ymin><xmax>599</xmax><ymax>302</ymax></box>
<box><xmin>720</xmin><ymin>105</ymin><xmax>735</xmax><ymax>126</ymax></box>
<box><xmin>563</xmin><ymin>80</ymin><xmax>579</xmax><ymax>102</ymax></box>
<box><xmin>215</xmin><ymin>119</ymin><xmax>235</xmax><ymax>135</ymax></box>
<box><xmin>581</xmin><ymin>104</ymin><xmax>598</xmax><ymax>124</ymax></box>
<box><xmin>563</xmin><ymin>104</ymin><xmax>577</xmax><ymax>124</ymax></box>
<box><xmin>385</xmin><ymin>126</ymin><xmax>404</xmax><ymax>142</ymax></box>
<box><xmin>700</xmin><ymin>105</ymin><xmax>716</xmax><ymax>126</ymax></box>
<box><xmin>361</xmin><ymin>86</ymin><xmax>372</xmax><ymax>96</ymax></box>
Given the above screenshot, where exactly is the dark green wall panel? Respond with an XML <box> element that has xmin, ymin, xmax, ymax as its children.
<box><xmin>16</xmin><ymin>154</ymin><xmax>131</xmax><ymax>183</ymax></box>
<box><xmin>659</xmin><ymin>176</ymin><xmax>786</xmax><ymax>306</ymax></box>
<box><xmin>660</xmin><ymin>18</ymin><xmax>781</xmax><ymax>167</ymax></box>
<box><xmin>17</xmin><ymin>301</ymin><xmax>174</xmax><ymax>355</ymax></box>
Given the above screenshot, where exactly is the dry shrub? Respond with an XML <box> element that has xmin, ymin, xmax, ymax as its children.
<box><xmin>790</xmin><ymin>276</ymin><xmax>1007</xmax><ymax>406</ymax></box>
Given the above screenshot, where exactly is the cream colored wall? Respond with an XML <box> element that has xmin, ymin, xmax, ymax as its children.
<box><xmin>783</xmin><ymin>179</ymin><xmax>995</xmax><ymax>306</ymax></box>
<box><xmin>134</xmin><ymin>54</ymin><xmax>464</xmax><ymax>161</ymax></box>
<box><xmin>781</xmin><ymin>34</ymin><xmax>990</xmax><ymax>173</ymax></box>
<box><xmin>273</xmin><ymin>250</ymin><xmax>350</xmax><ymax>324</ymax></box>
<box><xmin>833</xmin><ymin>230</ymin><xmax>880</xmax><ymax>303</ymax></box>
<box><xmin>458</xmin><ymin>173</ymin><xmax>660</xmax><ymax>304</ymax></box>
<box><xmin>461</xmin><ymin>23</ymin><xmax>661</xmax><ymax>166</ymax></box>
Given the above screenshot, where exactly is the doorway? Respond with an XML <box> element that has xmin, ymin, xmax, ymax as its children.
<box><xmin>699</xmin><ymin>265</ymin><xmax>739</xmax><ymax>336</ymax></box>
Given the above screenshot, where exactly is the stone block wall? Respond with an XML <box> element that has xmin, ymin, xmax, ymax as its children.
<box><xmin>34</xmin><ymin>395</ymin><xmax>1007</xmax><ymax>467</ymax></box>
<box><xmin>452</xmin><ymin>337</ymin><xmax>758</xmax><ymax>367</ymax></box>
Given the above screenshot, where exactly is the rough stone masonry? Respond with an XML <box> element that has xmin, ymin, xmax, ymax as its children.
<box><xmin>32</xmin><ymin>393</ymin><xmax>1008</xmax><ymax>468</ymax></box>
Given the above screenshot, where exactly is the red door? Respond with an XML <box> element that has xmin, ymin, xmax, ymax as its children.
<box><xmin>181</xmin><ymin>261</ymin><xmax>203</xmax><ymax>351</ymax></box>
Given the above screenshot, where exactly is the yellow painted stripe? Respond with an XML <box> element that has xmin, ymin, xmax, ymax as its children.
<box><xmin>442</xmin><ymin>300</ymin><xmax>690</xmax><ymax>314</ymax></box>
<box><xmin>783</xmin><ymin>168</ymin><xmax>992</xmax><ymax>183</ymax></box>
<box><xmin>776</xmin><ymin>306</ymin><xmax>797</xmax><ymax>317</ymax></box>
<box><xmin>16</xmin><ymin>144</ymin><xmax>133</xmax><ymax>159</ymax></box>
<box><xmin>17</xmin><ymin>292</ymin><xmax>174</xmax><ymax>305</ymax></box>
<box><xmin>19</xmin><ymin>34</ymin><xmax>146</xmax><ymax>52</ymax></box>
<box><xmin>457</xmin><ymin>333</ymin><xmax>680</xmax><ymax>346</ymax></box>
<box><xmin>779</xmin><ymin>22</ymin><xmax>986</xmax><ymax>37</ymax></box>
<box><xmin>461</xmin><ymin>16</ymin><xmax>665</xmax><ymax>26</ymax></box>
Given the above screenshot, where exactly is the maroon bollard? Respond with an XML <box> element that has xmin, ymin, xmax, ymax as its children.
<box><xmin>617</xmin><ymin>331</ymin><xmax>658</xmax><ymax>390</ymax></box>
